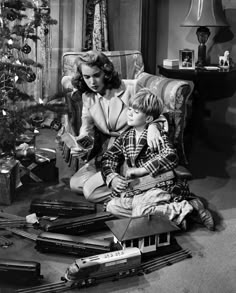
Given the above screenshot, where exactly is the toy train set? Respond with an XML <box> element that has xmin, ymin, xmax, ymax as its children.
<box><xmin>0</xmin><ymin>208</ymin><xmax>192</xmax><ymax>292</ymax></box>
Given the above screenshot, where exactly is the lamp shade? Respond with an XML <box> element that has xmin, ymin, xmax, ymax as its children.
<box><xmin>181</xmin><ymin>0</ymin><xmax>229</xmax><ymax>27</ymax></box>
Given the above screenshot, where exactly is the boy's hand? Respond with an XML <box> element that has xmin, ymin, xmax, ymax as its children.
<box><xmin>111</xmin><ymin>175</ymin><xmax>128</xmax><ymax>193</ymax></box>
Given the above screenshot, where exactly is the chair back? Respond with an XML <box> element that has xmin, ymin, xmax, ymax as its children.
<box><xmin>62</xmin><ymin>50</ymin><xmax>144</xmax><ymax>80</ymax></box>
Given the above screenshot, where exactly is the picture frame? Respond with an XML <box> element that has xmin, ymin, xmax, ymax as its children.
<box><xmin>179</xmin><ymin>49</ymin><xmax>195</xmax><ymax>69</ymax></box>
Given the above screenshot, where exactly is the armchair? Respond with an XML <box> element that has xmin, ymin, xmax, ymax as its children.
<box><xmin>61</xmin><ymin>50</ymin><xmax>194</xmax><ymax>166</ymax></box>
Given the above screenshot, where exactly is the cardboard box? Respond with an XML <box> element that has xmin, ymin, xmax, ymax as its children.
<box><xmin>163</xmin><ymin>59</ymin><xmax>179</xmax><ymax>67</ymax></box>
<box><xmin>0</xmin><ymin>157</ymin><xmax>19</xmax><ymax>205</ymax></box>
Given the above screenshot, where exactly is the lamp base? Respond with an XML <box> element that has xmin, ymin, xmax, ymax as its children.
<box><xmin>196</xmin><ymin>27</ymin><xmax>210</xmax><ymax>67</ymax></box>
<box><xmin>196</xmin><ymin>43</ymin><xmax>207</xmax><ymax>67</ymax></box>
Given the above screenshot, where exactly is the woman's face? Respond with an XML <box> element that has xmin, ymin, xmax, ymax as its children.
<box><xmin>81</xmin><ymin>64</ymin><xmax>105</xmax><ymax>93</ymax></box>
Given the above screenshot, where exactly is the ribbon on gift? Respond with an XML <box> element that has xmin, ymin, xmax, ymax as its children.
<box><xmin>19</xmin><ymin>162</ymin><xmax>43</xmax><ymax>183</ymax></box>
<box><xmin>19</xmin><ymin>147</ymin><xmax>57</xmax><ymax>183</ymax></box>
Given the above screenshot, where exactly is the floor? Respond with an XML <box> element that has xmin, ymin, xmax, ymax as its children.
<box><xmin>0</xmin><ymin>121</ymin><xmax>236</xmax><ymax>293</ymax></box>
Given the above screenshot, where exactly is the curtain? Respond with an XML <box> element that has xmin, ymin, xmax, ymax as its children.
<box><xmin>84</xmin><ymin>0</ymin><xmax>109</xmax><ymax>51</ymax></box>
<box><xmin>50</xmin><ymin>0</ymin><xmax>84</xmax><ymax>95</ymax></box>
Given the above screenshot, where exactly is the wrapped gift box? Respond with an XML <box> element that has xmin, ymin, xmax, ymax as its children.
<box><xmin>19</xmin><ymin>148</ymin><xmax>58</xmax><ymax>184</ymax></box>
<box><xmin>0</xmin><ymin>157</ymin><xmax>20</xmax><ymax>205</ymax></box>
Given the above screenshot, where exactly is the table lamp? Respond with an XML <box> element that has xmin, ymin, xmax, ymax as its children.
<box><xmin>181</xmin><ymin>0</ymin><xmax>229</xmax><ymax>67</ymax></box>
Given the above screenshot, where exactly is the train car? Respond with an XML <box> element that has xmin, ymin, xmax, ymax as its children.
<box><xmin>30</xmin><ymin>199</ymin><xmax>96</xmax><ymax>218</ymax></box>
<box><xmin>35</xmin><ymin>232</ymin><xmax>117</xmax><ymax>256</ymax></box>
<box><xmin>64</xmin><ymin>247</ymin><xmax>141</xmax><ymax>286</ymax></box>
<box><xmin>0</xmin><ymin>259</ymin><xmax>42</xmax><ymax>285</ymax></box>
<box><xmin>43</xmin><ymin>211</ymin><xmax>116</xmax><ymax>235</ymax></box>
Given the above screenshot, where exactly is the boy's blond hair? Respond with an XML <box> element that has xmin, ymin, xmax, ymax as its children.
<box><xmin>129</xmin><ymin>88</ymin><xmax>164</xmax><ymax>120</ymax></box>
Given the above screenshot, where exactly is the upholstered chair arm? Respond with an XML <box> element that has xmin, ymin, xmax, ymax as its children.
<box><xmin>135</xmin><ymin>72</ymin><xmax>194</xmax><ymax>165</ymax></box>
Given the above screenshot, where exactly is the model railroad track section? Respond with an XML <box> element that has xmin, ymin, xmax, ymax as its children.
<box><xmin>15</xmin><ymin>248</ymin><xmax>192</xmax><ymax>293</ymax></box>
<box><xmin>0</xmin><ymin>211</ymin><xmax>33</xmax><ymax>228</ymax></box>
<box><xmin>140</xmin><ymin>248</ymin><xmax>192</xmax><ymax>274</ymax></box>
<box><xmin>5</xmin><ymin>228</ymin><xmax>38</xmax><ymax>241</ymax></box>
<box><xmin>0</xmin><ymin>211</ymin><xmax>25</xmax><ymax>220</ymax></box>
<box><xmin>15</xmin><ymin>281</ymin><xmax>71</xmax><ymax>293</ymax></box>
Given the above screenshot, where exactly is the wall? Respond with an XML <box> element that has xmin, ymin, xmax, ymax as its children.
<box><xmin>156</xmin><ymin>0</ymin><xmax>236</xmax><ymax>127</ymax></box>
<box><xmin>107</xmin><ymin>0</ymin><xmax>142</xmax><ymax>51</ymax></box>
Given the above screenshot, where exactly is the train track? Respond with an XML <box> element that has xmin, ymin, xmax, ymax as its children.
<box><xmin>15</xmin><ymin>248</ymin><xmax>192</xmax><ymax>293</ymax></box>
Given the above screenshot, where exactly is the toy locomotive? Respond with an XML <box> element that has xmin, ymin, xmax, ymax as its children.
<box><xmin>64</xmin><ymin>247</ymin><xmax>141</xmax><ymax>285</ymax></box>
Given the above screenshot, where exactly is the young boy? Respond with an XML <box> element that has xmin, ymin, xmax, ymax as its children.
<box><xmin>101</xmin><ymin>88</ymin><xmax>193</xmax><ymax>221</ymax></box>
<box><xmin>101</xmin><ymin>88</ymin><xmax>214</xmax><ymax>230</ymax></box>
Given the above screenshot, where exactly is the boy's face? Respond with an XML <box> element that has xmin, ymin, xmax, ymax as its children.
<box><xmin>127</xmin><ymin>107</ymin><xmax>150</xmax><ymax>128</ymax></box>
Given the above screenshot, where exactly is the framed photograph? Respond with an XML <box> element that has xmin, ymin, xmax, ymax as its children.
<box><xmin>179</xmin><ymin>49</ymin><xmax>195</xmax><ymax>69</ymax></box>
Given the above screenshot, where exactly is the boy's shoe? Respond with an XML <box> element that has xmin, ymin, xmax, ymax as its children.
<box><xmin>198</xmin><ymin>209</ymin><xmax>215</xmax><ymax>231</ymax></box>
<box><xmin>190</xmin><ymin>197</ymin><xmax>214</xmax><ymax>231</ymax></box>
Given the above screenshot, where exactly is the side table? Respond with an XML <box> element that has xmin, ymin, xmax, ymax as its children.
<box><xmin>158</xmin><ymin>65</ymin><xmax>236</xmax><ymax>150</ymax></box>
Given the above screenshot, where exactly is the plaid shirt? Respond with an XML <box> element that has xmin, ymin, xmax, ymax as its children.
<box><xmin>101</xmin><ymin>128</ymin><xmax>178</xmax><ymax>186</ymax></box>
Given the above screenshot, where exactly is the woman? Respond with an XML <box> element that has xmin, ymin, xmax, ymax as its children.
<box><xmin>69</xmin><ymin>50</ymin><xmax>166</xmax><ymax>203</ymax></box>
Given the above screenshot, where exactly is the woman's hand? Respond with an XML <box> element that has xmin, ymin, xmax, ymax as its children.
<box><xmin>147</xmin><ymin>124</ymin><xmax>164</xmax><ymax>152</ymax></box>
<box><xmin>111</xmin><ymin>175</ymin><xmax>128</xmax><ymax>193</ymax></box>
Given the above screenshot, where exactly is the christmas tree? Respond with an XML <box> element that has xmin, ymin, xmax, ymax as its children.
<box><xmin>0</xmin><ymin>0</ymin><xmax>61</xmax><ymax>154</ymax></box>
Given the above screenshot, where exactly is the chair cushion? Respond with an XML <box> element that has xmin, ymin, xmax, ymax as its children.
<box><xmin>62</xmin><ymin>50</ymin><xmax>144</xmax><ymax>79</ymax></box>
<box><xmin>136</xmin><ymin>72</ymin><xmax>194</xmax><ymax>164</ymax></box>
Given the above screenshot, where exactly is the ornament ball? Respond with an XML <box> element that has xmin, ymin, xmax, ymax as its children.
<box><xmin>22</xmin><ymin>44</ymin><xmax>31</xmax><ymax>54</ymax></box>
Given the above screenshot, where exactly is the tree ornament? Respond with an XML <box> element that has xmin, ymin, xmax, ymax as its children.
<box><xmin>14</xmin><ymin>75</ymin><xmax>19</xmax><ymax>82</ymax></box>
<box><xmin>26</xmin><ymin>72</ymin><xmax>36</xmax><ymax>82</ymax></box>
<box><xmin>7</xmin><ymin>11</ymin><xmax>17</xmax><ymax>21</ymax></box>
<box><xmin>7</xmin><ymin>38</ymin><xmax>13</xmax><ymax>49</ymax></box>
<box><xmin>44</xmin><ymin>28</ymin><xmax>49</xmax><ymax>35</ymax></box>
<box><xmin>7</xmin><ymin>39</ymin><xmax>13</xmax><ymax>45</ymax></box>
<box><xmin>21</xmin><ymin>44</ymin><xmax>31</xmax><ymax>54</ymax></box>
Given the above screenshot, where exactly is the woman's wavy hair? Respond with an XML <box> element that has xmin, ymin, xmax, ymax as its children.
<box><xmin>71</xmin><ymin>51</ymin><xmax>122</xmax><ymax>92</ymax></box>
